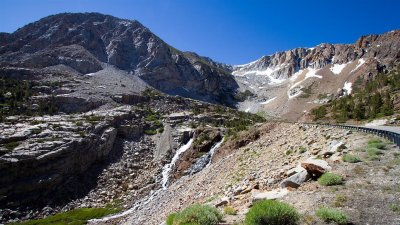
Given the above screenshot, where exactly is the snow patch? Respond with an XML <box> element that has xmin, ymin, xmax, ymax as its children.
<box><xmin>351</xmin><ymin>59</ymin><xmax>365</xmax><ymax>73</ymax></box>
<box><xmin>118</xmin><ymin>20</ymin><xmax>132</xmax><ymax>26</ymax></box>
<box><xmin>245</xmin><ymin>108</ymin><xmax>251</xmax><ymax>112</ymax></box>
<box><xmin>289</xmin><ymin>69</ymin><xmax>304</xmax><ymax>81</ymax></box>
<box><xmin>330</xmin><ymin>62</ymin><xmax>351</xmax><ymax>75</ymax></box>
<box><xmin>343</xmin><ymin>82</ymin><xmax>352</xmax><ymax>95</ymax></box>
<box><xmin>305</xmin><ymin>68</ymin><xmax>323</xmax><ymax>79</ymax></box>
<box><xmin>233</xmin><ymin>65</ymin><xmax>287</xmax><ymax>84</ymax></box>
<box><xmin>233</xmin><ymin>58</ymin><xmax>260</xmax><ymax>68</ymax></box>
<box><xmin>260</xmin><ymin>97</ymin><xmax>276</xmax><ymax>105</ymax></box>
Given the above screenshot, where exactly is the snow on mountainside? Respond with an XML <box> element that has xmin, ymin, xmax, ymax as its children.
<box><xmin>231</xmin><ymin>30</ymin><xmax>400</xmax><ymax>120</ymax></box>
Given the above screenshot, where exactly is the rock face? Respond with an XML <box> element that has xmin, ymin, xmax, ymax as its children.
<box><xmin>0</xmin><ymin>13</ymin><xmax>238</xmax><ymax>105</ymax></box>
<box><xmin>232</xmin><ymin>30</ymin><xmax>400</xmax><ymax>120</ymax></box>
<box><xmin>233</xmin><ymin>30</ymin><xmax>400</xmax><ymax>79</ymax></box>
<box><xmin>0</xmin><ymin>107</ymin><xmax>135</xmax><ymax>209</ymax></box>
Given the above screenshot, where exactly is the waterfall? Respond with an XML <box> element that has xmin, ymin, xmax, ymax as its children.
<box><xmin>206</xmin><ymin>138</ymin><xmax>224</xmax><ymax>167</ymax></box>
<box><xmin>161</xmin><ymin>138</ymin><xmax>194</xmax><ymax>189</ymax></box>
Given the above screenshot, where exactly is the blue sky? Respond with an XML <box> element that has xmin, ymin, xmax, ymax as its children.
<box><xmin>1</xmin><ymin>0</ymin><xmax>399</xmax><ymax>65</ymax></box>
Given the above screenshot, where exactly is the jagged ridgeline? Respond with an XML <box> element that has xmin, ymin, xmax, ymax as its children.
<box><xmin>311</xmin><ymin>66</ymin><xmax>400</xmax><ymax>122</ymax></box>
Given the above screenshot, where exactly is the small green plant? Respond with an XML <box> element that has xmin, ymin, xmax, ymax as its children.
<box><xmin>318</xmin><ymin>173</ymin><xmax>343</xmax><ymax>186</ymax></box>
<box><xmin>316</xmin><ymin>207</ymin><xmax>348</xmax><ymax>225</ymax></box>
<box><xmin>342</xmin><ymin>154</ymin><xmax>361</xmax><ymax>163</ymax></box>
<box><xmin>298</xmin><ymin>146</ymin><xmax>307</xmax><ymax>154</ymax></box>
<box><xmin>366</xmin><ymin>147</ymin><xmax>383</xmax><ymax>160</ymax></box>
<box><xmin>367</xmin><ymin>139</ymin><xmax>386</xmax><ymax>149</ymax></box>
<box><xmin>75</xmin><ymin>121</ymin><xmax>83</xmax><ymax>126</ymax></box>
<box><xmin>332</xmin><ymin>194</ymin><xmax>348</xmax><ymax>207</ymax></box>
<box><xmin>224</xmin><ymin>206</ymin><xmax>237</xmax><ymax>215</ymax></box>
<box><xmin>79</xmin><ymin>131</ymin><xmax>86</xmax><ymax>138</ymax></box>
<box><xmin>144</xmin><ymin>129</ymin><xmax>157</xmax><ymax>135</ymax></box>
<box><xmin>166</xmin><ymin>213</ymin><xmax>176</xmax><ymax>225</ymax></box>
<box><xmin>10</xmin><ymin>207</ymin><xmax>121</xmax><ymax>225</ymax></box>
<box><xmin>245</xmin><ymin>200</ymin><xmax>300</xmax><ymax>225</ymax></box>
<box><xmin>31</xmin><ymin>128</ymin><xmax>42</xmax><ymax>135</ymax></box>
<box><xmin>166</xmin><ymin>204</ymin><xmax>222</xmax><ymax>225</ymax></box>
<box><xmin>390</xmin><ymin>203</ymin><xmax>400</xmax><ymax>213</ymax></box>
<box><xmin>4</xmin><ymin>141</ymin><xmax>19</xmax><ymax>151</ymax></box>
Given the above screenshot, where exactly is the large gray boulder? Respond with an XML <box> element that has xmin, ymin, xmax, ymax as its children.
<box><xmin>280</xmin><ymin>168</ymin><xmax>311</xmax><ymax>188</ymax></box>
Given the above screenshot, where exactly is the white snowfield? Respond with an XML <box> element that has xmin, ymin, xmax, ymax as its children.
<box><xmin>343</xmin><ymin>81</ymin><xmax>352</xmax><ymax>95</ymax></box>
<box><xmin>260</xmin><ymin>97</ymin><xmax>276</xmax><ymax>105</ymax></box>
<box><xmin>233</xmin><ymin>66</ymin><xmax>286</xmax><ymax>85</ymax></box>
<box><xmin>330</xmin><ymin>62</ymin><xmax>351</xmax><ymax>75</ymax></box>
<box><xmin>351</xmin><ymin>58</ymin><xmax>365</xmax><ymax>73</ymax></box>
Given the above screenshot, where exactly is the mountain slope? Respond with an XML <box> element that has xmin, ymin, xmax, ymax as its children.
<box><xmin>232</xmin><ymin>30</ymin><xmax>400</xmax><ymax>120</ymax></box>
<box><xmin>0</xmin><ymin>12</ymin><xmax>238</xmax><ymax>105</ymax></box>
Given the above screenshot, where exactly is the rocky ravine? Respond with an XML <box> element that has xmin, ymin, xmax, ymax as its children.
<box><xmin>0</xmin><ymin>92</ymin><xmax>257</xmax><ymax>223</ymax></box>
<box><xmin>94</xmin><ymin>122</ymin><xmax>400</xmax><ymax>225</ymax></box>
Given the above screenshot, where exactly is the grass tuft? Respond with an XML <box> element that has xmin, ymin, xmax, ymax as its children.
<box><xmin>166</xmin><ymin>204</ymin><xmax>222</xmax><ymax>225</ymax></box>
<box><xmin>318</xmin><ymin>173</ymin><xmax>343</xmax><ymax>186</ymax></box>
<box><xmin>316</xmin><ymin>207</ymin><xmax>348</xmax><ymax>225</ymax></box>
<box><xmin>245</xmin><ymin>200</ymin><xmax>300</xmax><ymax>225</ymax></box>
<box><xmin>10</xmin><ymin>207</ymin><xmax>120</xmax><ymax>225</ymax></box>
<box><xmin>224</xmin><ymin>206</ymin><xmax>237</xmax><ymax>215</ymax></box>
<box><xmin>342</xmin><ymin>154</ymin><xmax>361</xmax><ymax>163</ymax></box>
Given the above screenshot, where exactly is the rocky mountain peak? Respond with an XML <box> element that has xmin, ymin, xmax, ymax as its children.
<box><xmin>233</xmin><ymin>30</ymin><xmax>400</xmax><ymax>80</ymax></box>
<box><xmin>0</xmin><ymin>12</ymin><xmax>239</xmax><ymax>105</ymax></box>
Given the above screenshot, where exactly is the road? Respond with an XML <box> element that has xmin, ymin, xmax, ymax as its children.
<box><xmin>363</xmin><ymin>125</ymin><xmax>400</xmax><ymax>134</ymax></box>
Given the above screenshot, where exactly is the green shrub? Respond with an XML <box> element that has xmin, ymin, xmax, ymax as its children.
<box><xmin>368</xmin><ymin>139</ymin><xmax>386</xmax><ymax>149</ymax></box>
<box><xmin>366</xmin><ymin>148</ymin><xmax>383</xmax><ymax>157</ymax></box>
<box><xmin>166</xmin><ymin>213</ymin><xmax>176</xmax><ymax>225</ymax></box>
<box><xmin>224</xmin><ymin>206</ymin><xmax>237</xmax><ymax>215</ymax></box>
<box><xmin>316</xmin><ymin>207</ymin><xmax>348</xmax><ymax>224</ymax></box>
<box><xmin>4</xmin><ymin>141</ymin><xmax>19</xmax><ymax>151</ymax></box>
<box><xmin>342</xmin><ymin>154</ymin><xmax>361</xmax><ymax>163</ymax></box>
<box><xmin>368</xmin><ymin>142</ymin><xmax>386</xmax><ymax>149</ymax></box>
<box><xmin>10</xmin><ymin>207</ymin><xmax>120</xmax><ymax>225</ymax></box>
<box><xmin>245</xmin><ymin>200</ymin><xmax>300</xmax><ymax>225</ymax></box>
<box><xmin>167</xmin><ymin>204</ymin><xmax>222</xmax><ymax>225</ymax></box>
<box><xmin>318</xmin><ymin>173</ymin><xmax>343</xmax><ymax>186</ymax></box>
<box><xmin>144</xmin><ymin>129</ymin><xmax>157</xmax><ymax>135</ymax></box>
<box><xmin>390</xmin><ymin>203</ymin><xmax>400</xmax><ymax>213</ymax></box>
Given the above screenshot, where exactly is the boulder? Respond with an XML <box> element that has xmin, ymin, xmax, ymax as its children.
<box><xmin>251</xmin><ymin>188</ymin><xmax>289</xmax><ymax>202</ymax></box>
<box><xmin>214</xmin><ymin>196</ymin><xmax>229</xmax><ymax>207</ymax></box>
<box><xmin>280</xmin><ymin>169</ymin><xmax>311</xmax><ymax>188</ymax></box>
<box><xmin>301</xmin><ymin>158</ymin><xmax>331</xmax><ymax>177</ymax></box>
<box><xmin>321</xmin><ymin>141</ymin><xmax>347</xmax><ymax>158</ymax></box>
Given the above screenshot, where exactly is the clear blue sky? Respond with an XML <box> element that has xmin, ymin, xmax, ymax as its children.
<box><xmin>1</xmin><ymin>0</ymin><xmax>399</xmax><ymax>65</ymax></box>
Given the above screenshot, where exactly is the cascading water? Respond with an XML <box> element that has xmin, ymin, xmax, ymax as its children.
<box><xmin>161</xmin><ymin>138</ymin><xmax>194</xmax><ymax>189</ymax></box>
<box><xmin>206</xmin><ymin>137</ymin><xmax>224</xmax><ymax>167</ymax></box>
<box><xmin>189</xmin><ymin>137</ymin><xmax>225</xmax><ymax>175</ymax></box>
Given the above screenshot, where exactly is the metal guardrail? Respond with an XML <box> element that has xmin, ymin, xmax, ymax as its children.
<box><xmin>304</xmin><ymin>123</ymin><xmax>400</xmax><ymax>148</ymax></box>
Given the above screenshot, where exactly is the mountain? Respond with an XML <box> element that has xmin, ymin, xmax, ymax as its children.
<box><xmin>232</xmin><ymin>30</ymin><xmax>400</xmax><ymax>120</ymax></box>
<box><xmin>1</xmin><ymin>12</ymin><xmax>400</xmax><ymax>225</ymax></box>
<box><xmin>0</xmin><ymin>12</ymin><xmax>238</xmax><ymax>105</ymax></box>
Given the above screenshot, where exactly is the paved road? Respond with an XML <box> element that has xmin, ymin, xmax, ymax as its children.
<box><xmin>363</xmin><ymin>125</ymin><xmax>400</xmax><ymax>134</ymax></box>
